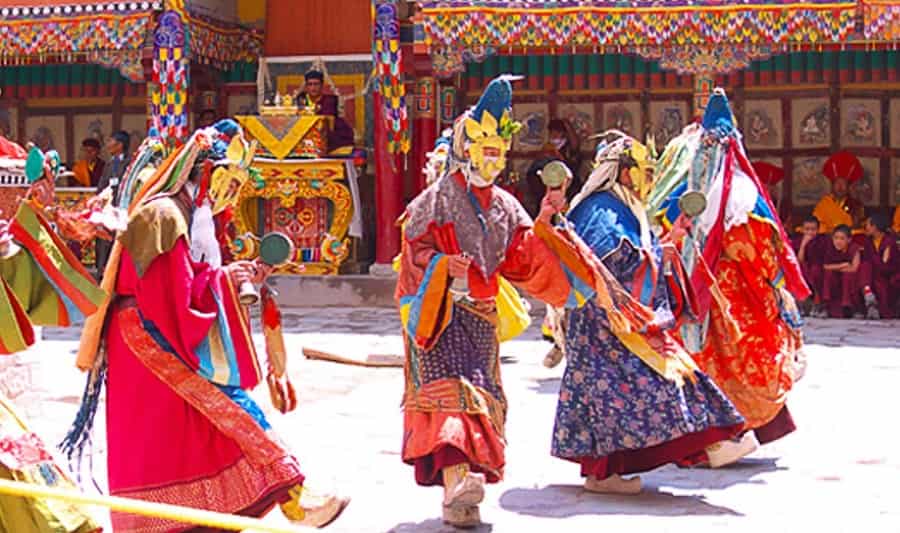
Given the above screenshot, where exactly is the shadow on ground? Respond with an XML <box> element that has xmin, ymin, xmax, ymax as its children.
<box><xmin>499</xmin><ymin>485</ymin><xmax>742</xmax><ymax>518</ymax></box>
<box><xmin>659</xmin><ymin>457</ymin><xmax>785</xmax><ymax>490</ymax></box>
<box><xmin>528</xmin><ymin>377</ymin><xmax>562</xmax><ymax>395</ymax></box>
<box><xmin>388</xmin><ymin>519</ymin><xmax>493</xmax><ymax>532</ymax></box>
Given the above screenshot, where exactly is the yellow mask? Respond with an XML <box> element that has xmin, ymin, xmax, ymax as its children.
<box><xmin>209</xmin><ymin>134</ymin><xmax>256</xmax><ymax>215</ymax></box>
<box><xmin>463</xmin><ymin>109</ymin><xmax>517</xmax><ymax>182</ymax></box>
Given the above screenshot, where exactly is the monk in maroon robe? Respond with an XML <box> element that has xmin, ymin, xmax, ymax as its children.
<box><xmin>862</xmin><ymin>213</ymin><xmax>899</xmax><ymax>319</ymax></box>
<box><xmin>822</xmin><ymin>225</ymin><xmax>872</xmax><ymax>318</ymax></box>
<box><xmin>295</xmin><ymin>70</ymin><xmax>355</xmax><ymax>153</ymax></box>
<box><xmin>791</xmin><ymin>216</ymin><xmax>829</xmax><ymax>315</ymax></box>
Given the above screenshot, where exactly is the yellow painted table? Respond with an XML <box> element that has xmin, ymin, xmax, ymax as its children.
<box><xmin>233</xmin><ymin>114</ymin><xmax>356</xmax><ymax>275</ymax></box>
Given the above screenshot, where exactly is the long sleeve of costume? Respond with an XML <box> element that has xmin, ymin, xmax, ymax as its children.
<box><xmin>0</xmin><ymin>202</ymin><xmax>105</xmax><ymax>354</ymax></box>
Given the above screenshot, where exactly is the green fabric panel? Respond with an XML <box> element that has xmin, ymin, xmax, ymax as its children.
<box><xmin>838</xmin><ymin>50</ymin><xmax>851</xmax><ymax>70</ymax></box>
<box><xmin>822</xmin><ymin>50</ymin><xmax>835</xmax><ymax>70</ymax></box>
<box><xmin>806</xmin><ymin>51</ymin><xmax>820</xmax><ymax>73</ymax></box>
<box><xmin>634</xmin><ymin>56</ymin><xmax>647</xmax><ymax>76</ymax></box>
<box><xmin>618</xmin><ymin>54</ymin><xmax>633</xmax><ymax>74</ymax></box>
<box><xmin>541</xmin><ymin>55</ymin><xmax>553</xmax><ymax>76</ymax></box>
<box><xmin>649</xmin><ymin>60</ymin><xmax>661</xmax><ymax>74</ymax></box>
<box><xmin>773</xmin><ymin>55</ymin><xmax>787</xmax><ymax>71</ymax></box>
<box><xmin>96</xmin><ymin>65</ymin><xmax>111</xmax><ymax>84</ymax></box>
<box><xmin>572</xmin><ymin>54</ymin><xmax>586</xmax><ymax>76</ymax></box>
<box><xmin>464</xmin><ymin>60</ymin><xmax>481</xmax><ymax>82</ymax></box>
<box><xmin>0</xmin><ymin>248</ymin><xmax>60</xmax><ymax>328</ymax></box>
<box><xmin>29</xmin><ymin>66</ymin><xmax>41</xmax><ymax>87</ymax></box>
<box><xmin>603</xmin><ymin>54</ymin><xmax>616</xmax><ymax>74</ymax></box>
<box><xmin>83</xmin><ymin>65</ymin><xmax>98</xmax><ymax>85</ymax></box>
<box><xmin>853</xmin><ymin>51</ymin><xmax>867</xmax><ymax>71</ymax></box>
<box><xmin>497</xmin><ymin>55</ymin><xmax>511</xmax><ymax>75</ymax></box>
<box><xmin>758</xmin><ymin>58</ymin><xmax>772</xmax><ymax>76</ymax></box>
<box><xmin>16</xmin><ymin>67</ymin><xmax>27</xmax><ymax>86</ymax></box>
<box><xmin>527</xmin><ymin>56</ymin><xmax>540</xmax><ymax>78</ymax></box>
<box><xmin>789</xmin><ymin>52</ymin><xmax>803</xmax><ymax>73</ymax></box>
<box><xmin>871</xmin><ymin>50</ymin><xmax>884</xmax><ymax>70</ymax></box>
<box><xmin>887</xmin><ymin>50</ymin><xmax>898</xmax><ymax>69</ymax></box>
<box><xmin>70</xmin><ymin>64</ymin><xmax>85</xmax><ymax>84</ymax></box>
<box><xmin>512</xmin><ymin>56</ymin><xmax>526</xmax><ymax>76</ymax></box>
<box><xmin>588</xmin><ymin>54</ymin><xmax>601</xmax><ymax>75</ymax></box>
<box><xmin>482</xmin><ymin>56</ymin><xmax>498</xmax><ymax>78</ymax></box>
<box><xmin>559</xmin><ymin>54</ymin><xmax>571</xmax><ymax>78</ymax></box>
<box><xmin>58</xmin><ymin>65</ymin><xmax>70</xmax><ymax>88</ymax></box>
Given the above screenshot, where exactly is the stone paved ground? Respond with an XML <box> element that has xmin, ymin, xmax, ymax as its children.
<box><xmin>6</xmin><ymin>313</ymin><xmax>899</xmax><ymax>533</ymax></box>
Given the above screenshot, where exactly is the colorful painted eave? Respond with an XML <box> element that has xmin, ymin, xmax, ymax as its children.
<box><xmin>416</xmin><ymin>1</ymin><xmax>900</xmax><ymax>54</ymax></box>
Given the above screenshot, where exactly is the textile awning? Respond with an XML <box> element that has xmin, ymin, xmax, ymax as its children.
<box><xmin>415</xmin><ymin>1</ymin><xmax>900</xmax><ymax>74</ymax></box>
<box><xmin>0</xmin><ymin>1</ymin><xmax>261</xmax><ymax>79</ymax></box>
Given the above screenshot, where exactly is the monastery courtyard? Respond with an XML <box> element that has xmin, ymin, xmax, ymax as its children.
<box><xmin>5</xmin><ymin>309</ymin><xmax>898</xmax><ymax>533</ymax></box>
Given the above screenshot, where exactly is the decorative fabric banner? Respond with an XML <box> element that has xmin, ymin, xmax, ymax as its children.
<box><xmin>152</xmin><ymin>10</ymin><xmax>190</xmax><ymax>147</ymax></box>
<box><xmin>417</xmin><ymin>1</ymin><xmax>857</xmax><ymax>57</ymax></box>
<box><xmin>373</xmin><ymin>0</ymin><xmax>410</xmax><ymax>155</ymax></box>
<box><xmin>863</xmin><ymin>0</ymin><xmax>900</xmax><ymax>40</ymax></box>
<box><xmin>0</xmin><ymin>12</ymin><xmax>153</xmax><ymax>59</ymax></box>
<box><xmin>189</xmin><ymin>16</ymin><xmax>264</xmax><ymax>68</ymax></box>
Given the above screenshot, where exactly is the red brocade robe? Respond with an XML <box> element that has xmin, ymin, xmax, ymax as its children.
<box><xmin>104</xmin><ymin>193</ymin><xmax>302</xmax><ymax>532</ymax></box>
<box><xmin>396</xmin><ymin>172</ymin><xmax>600</xmax><ymax>486</ymax></box>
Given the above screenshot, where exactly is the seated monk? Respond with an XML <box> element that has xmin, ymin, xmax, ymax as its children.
<box><xmin>813</xmin><ymin>151</ymin><xmax>865</xmax><ymax>234</ymax></box>
<box><xmin>295</xmin><ymin>69</ymin><xmax>355</xmax><ymax>155</ymax></box>
<box><xmin>861</xmin><ymin>212</ymin><xmax>899</xmax><ymax>319</ymax></box>
<box><xmin>753</xmin><ymin>161</ymin><xmax>792</xmax><ymax>227</ymax></box>
<box><xmin>821</xmin><ymin>225</ymin><xmax>874</xmax><ymax>318</ymax></box>
<box><xmin>71</xmin><ymin>138</ymin><xmax>105</xmax><ymax>187</ymax></box>
<box><xmin>791</xmin><ymin>216</ymin><xmax>828</xmax><ymax>313</ymax></box>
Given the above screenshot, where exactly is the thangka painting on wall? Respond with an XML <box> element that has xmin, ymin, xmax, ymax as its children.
<box><xmin>513</xmin><ymin>103</ymin><xmax>548</xmax><ymax>152</ymax></box>
<box><xmin>74</xmin><ymin>114</ymin><xmax>111</xmax><ymax>161</ymax></box>
<box><xmin>743</xmin><ymin>99</ymin><xmax>783</xmax><ymax>150</ymax></box>
<box><xmin>889</xmin><ymin>99</ymin><xmax>900</xmax><ymax>149</ymax></box>
<box><xmin>649</xmin><ymin>101</ymin><xmax>688</xmax><ymax>150</ymax></box>
<box><xmin>600</xmin><ymin>101</ymin><xmax>641</xmax><ymax>141</ymax></box>
<box><xmin>26</xmin><ymin>116</ymin><xmax>67</xmax><ymax>167</ymax></box>
<box><xmin>791</xmin><ymin>97</ymin><xmax>830</xmax><ymax>149</ymax></box>
<box><xmin>891</xmin><ymin>159</ymin><xmax>900</xmax><ymax>205</ymax></box>
<box><xmin>851</xmin><ymin>157</ymin><xmax>880</xmax><ymax>206</ymax></box>
<box><xmin>0</xmin><ymin>107</ymin><xmax>17</xmax><ymax>142</ymax></box>
<box><xmin>121</xmin><ymin>114</ymin><xmax>148</xmax><ymax>153</ymax></box>
<box><xmin>792</xmin><ymin>156</ymin><xmax>829</xmax><ymax>207</ymax></box>
<box><xmin>228</xmin><ymin>93</ymin><xmax>258</xmax><ymax>117</ymax></box>
<box><xmin>556</xmin><ymin>103</ymin><xmax>595</xmax><ymax>149</ymax></box>
<box><xmin>841</xmin><ymin>99</ymin><xmax>881</xmax><ymax>147</ymax></box>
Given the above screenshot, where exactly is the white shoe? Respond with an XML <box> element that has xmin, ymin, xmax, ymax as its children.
<box><xmin>706</xmin><ymin>432</ymin><xmax>760</xmax><ymax>468</ymax></box>
<box><xmin>584</xmin><ymin>474</ymin><xmax>642</xmax><ymax>495</ymax></box>
<box><xmin>443</xmin><ymin>472</ymin><xmax>486</xmax><ymax>507</ymax></box>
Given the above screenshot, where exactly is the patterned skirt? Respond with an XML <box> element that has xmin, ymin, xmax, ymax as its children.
<box><xmin>551</xmin><ymin>301</ymin><xmax>744</xmax><ymax>479</ymax></box>
<box><xmin>402</xmin><ymin>304</ymin><xmax>507</xmax><ymax>487</ymax></box>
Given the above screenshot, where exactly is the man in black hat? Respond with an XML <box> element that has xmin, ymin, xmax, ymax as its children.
<box><xmin>294</xmin><ymin>70</ymin><xmax>355</xmax><ymax>153</ymax></box>
<box><xmin>94</xmin><ymin>130</ymin><xmax>131</xmax><ymax>276</ymax></box>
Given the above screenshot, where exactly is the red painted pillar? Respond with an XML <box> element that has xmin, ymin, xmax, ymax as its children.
<box><xmin>374</xmin><ymin>91</ymin><xmax>404</xmax><ymax>265</ymax></box>
<box><xmin>412</xmin><ymin>76</ymin><xmax>437</xmax><ymax>195</ymax></box>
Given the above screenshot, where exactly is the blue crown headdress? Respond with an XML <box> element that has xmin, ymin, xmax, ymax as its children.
<box><xmin>465</xmin><ymin>75</ymin><xmax>522</xmax><ymax>141</ymax></box>
<box><xmin>702</xmin><ymin>88</ymin><xmax>735</xmax><ymax>137</ymax></box>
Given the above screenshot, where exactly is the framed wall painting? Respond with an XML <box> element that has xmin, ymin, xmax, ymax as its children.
<box><xmin>852</xmin><ymin>157</ymin><xmax>880</xmax><ymax>207</ymax></box>
<box><xmin>791</xmin><ymin>156</ymin><xmax>829</xmax><ymax>207</ymax></box>
<box><xmin>0</xmin><ymin>106</ymin><xmax>17</xmax><ymax>142</ymax></box>
<box><xmin>743</xmin><ymin>99</ymin><xmax>783</xmax><ymax>150</ymax></box>
<box><xmin>890</xmin><ymin>158</ymin><xmax>900</xmax><ymax>206</ymax></box>
<box><xmin>513</xmin><ymin>102</ymin><xmax>548</xmax><ymax>152</ymax></box>
<box><xmin>26</xmin><ymin>115</ymin><xmax>67</xmax><ymax>166</ymax></box>
<box><xmin>791</xmin><ymin>97</ymin><xmax>830</xmax><ymax>149</ymax></box>
<box><xmin>73</xmin><ymin>114</ymin><xmax>112</xmax><ymax>160</ymax></box>
<box><xmin>599</xmin><ymin>101</ymin><xmax>642</xmax><ymax>141</ymax></box>
<box><xmin>889</xmin><ymin>99</ymin><xmax>900</xmax><ymax>149</ymax></box>
<box><xmin>649</xmin><ymin>100</ymin><xmax>688</xmax><ymax>150</ymax></box>
<box><xmin>120</xmin><ymin>114</ymin><xmax>148</xmax><ymax>154</ymax></box>
<box><xmin>840</xmin><ymin>98</ymin><xmax>881</xmax><ymax>147</ymax></box>
<box><xmin>557</xmin><ymin>102</ymin><xmax>595</xmax><ymax>149</ymax></box>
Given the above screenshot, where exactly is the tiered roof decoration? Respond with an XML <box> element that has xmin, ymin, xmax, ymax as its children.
<box><xmin>416</xmin><ymin>1</ymin><xmax>900</xmax><ymax>75</ymax></box>
<box><xmin>0</xmin><ymin>1</ymin><xmax>261</xmax><ymax>80</ymax></box>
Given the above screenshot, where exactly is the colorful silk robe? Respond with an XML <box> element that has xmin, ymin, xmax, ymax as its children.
<box><xmin>0</xmin><ymin>202</ymin><xmax>104</xmax><ymax>533</ymax></box>
<box><xmin>396</xmin><ymin>172</ymin><xmax>596</xmax><ymax>486</ymax></box>
<box><xmin>104</xmin><ymin>191</ymin><xmax>302</xmax><ymax>531</ymax></box>
<box><xmin>0</xmin><ymin>202</ymin><xmax>105</xmax><ymax>354</ymax></box>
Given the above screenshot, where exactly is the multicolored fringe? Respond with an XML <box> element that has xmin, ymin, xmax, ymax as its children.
<box><xmin>373</xmin><ymin>0</ymin><xmax>410</xmax><ymax>155</ymax></box>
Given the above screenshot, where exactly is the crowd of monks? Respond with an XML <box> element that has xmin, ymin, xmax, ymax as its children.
<box><xmin>755</xmin><ymin>151</ymin><xmax>899</xmax><ymax>319</ymax></box>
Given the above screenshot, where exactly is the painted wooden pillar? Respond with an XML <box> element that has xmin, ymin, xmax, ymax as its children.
<box><xmin>373</xmin><ymin>91</ymin><xmax>404</xmax><ymax>265</ymax></box>
<box><xmin>412</xmin><ymin>75</ymin><xmax>437</xmax><ymax>194</ymax></box>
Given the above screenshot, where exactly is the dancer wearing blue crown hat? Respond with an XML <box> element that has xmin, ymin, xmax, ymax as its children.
<box><xmin>396</xmin><ymin>76</ymin><xmax>640</xmax><ymax>526</ymax></box>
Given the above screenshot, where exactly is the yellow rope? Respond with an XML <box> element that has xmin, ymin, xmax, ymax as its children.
<box><xmin>0</xmin><ymin>478</ymin><xmax>304</xmax><ymax>533</ymax></box>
